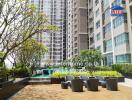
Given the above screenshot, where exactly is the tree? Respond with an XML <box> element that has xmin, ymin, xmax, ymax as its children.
<box><xmin>15</xmin><ymin>39</ymin><xmax>48</xmax><ymax>68</ymax></box>
<box><xmin>72</xmin><ymin>56</ymin><xmax>82</xmax><ymax>69</ymax></box>
<box><xmin>0</xmin><ymin>0</ymin><xmax>57</xmax><ymax>65</ymax></box>
<box><xmin>61</xmin><ymin>59</ymin><xmax>71</xmax><ymax>69</ymax></box>
<box><xmin>80</xmin><ymin>49</ymin><xmax>104</xmax><ymax>75</ymax></box>
<box><xmin>0</xmin><ymin>52</ymin><xmax>5</xmax><ymax>66</ymax></box>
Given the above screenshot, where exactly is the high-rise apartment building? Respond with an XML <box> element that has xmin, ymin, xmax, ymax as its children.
<box><xmin>66</xmin><ymin>0</ymin><xmax>88</xmax><ymax>59</ymax></box>
<box><xmin>30</xmin><ymin>0</ymin><xmax>132</xmax><ymax>66</ymax></box>
<box><xmin>88</xmin><ymin>0</ymin><xmax>95</xmax><ymax>49</ymax></box>
<box><xmin>30</xmin><ymin>0</ymin><xmax>67</xmax><ymax>66</ymax></box>
<box><xmin>88</xmin><ymin>0</ymin><xmax>132</xmax><ymax>65</ymax></box>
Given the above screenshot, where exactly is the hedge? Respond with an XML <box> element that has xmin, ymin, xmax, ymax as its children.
<box><xmin>112</xmin><ymin>64</ymin><xmax>132</xmax><ymax>75</ymax></box>
<box><xmin>51</xmin><ymin>71</ymin><xmax>122</xmax><ymax>78</ymax></box>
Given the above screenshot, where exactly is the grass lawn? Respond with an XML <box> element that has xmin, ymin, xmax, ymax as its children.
<box><xmin>11</xmin><ymin>84</ymin><xmax>132</xmax><ymax>100</ymax></box>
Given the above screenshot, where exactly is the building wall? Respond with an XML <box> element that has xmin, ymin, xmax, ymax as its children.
<box><xmin>66</xmin><ymin>0</ymin><xmax>88</xmax><ymax>59</ymax></box>
<box><xmin>31</xmin><ymin>0</ymin><xmax>132</xmax><ymax>66</ymax></box>
<box><xmin>90</xmin><ymin>0</ymin><xmax>131</xmax><ymax>65</ymax></box>
<box><xmin>126</xmin><ymin>0</ymin><xmax>132</xmax><ymax>63</ymax></box>
<box><xmin>88</xmin><ymin>0</ymin><xmax>94</xmax><ymax>49</ymax></box>
<box><xmin>66</xmin><ymin>0</ymin><xmax>74</xmax><ymax>59</ymax></box>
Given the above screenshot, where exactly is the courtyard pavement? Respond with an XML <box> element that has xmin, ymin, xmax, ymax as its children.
<box><xmin>119</xmin><ymin>78</ymin><xmax>132</xmax><ymax>88</ymax></box>
<box><xmin>11</xmin><ymin>84</ymin><xmax>132</xmax><ymax>100</ymax></box>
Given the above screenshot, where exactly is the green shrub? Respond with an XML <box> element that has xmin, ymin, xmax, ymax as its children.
<box><xmin>51</xmin><ymin>71</ymin><xmax>122</xmax><ymax>78</ymax></box>
<box><xmin>94</xmin><ymin>66</ymin><xmax>112</xmax><ymax>71</ymax></box>
<box><xmin>0</xmin><ymin>67</ymin><xmax>10</xmax><ymax>82</ymax></box>
<box><xmin>93</xmin><ymin>71</ymin><xmax>122</xmax><ymax>77</ymax></box>
<box><xmin>112</xmin><ymin>64</ymin><xmax>132</xmax><ymax>75</ymax></box>
<box><xmin>10</xmin><ymin>66</ymin><xmax>31</xmax><ymax>78</ymax></box>
<box><xmin>112</xmin><ymin>64</ymin><xmax>123</xmax><ymax>73</ymax></box>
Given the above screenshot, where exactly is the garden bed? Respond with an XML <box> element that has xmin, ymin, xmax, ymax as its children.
<box><xmin>0</xmin><ymin>77</ymin><xmax>29</xmax><ymax>100</ymax></box>
<box><xmin>51</xmin><ymin>77</ymin><xmax>65</xmax><ymax>84</ymax></box>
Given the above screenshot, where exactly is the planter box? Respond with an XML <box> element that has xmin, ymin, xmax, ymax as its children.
<box><xmin>123</xmin><ymin>74</ymin><xmax>132</xmax><ymax>79</ymax></box>
<box><xmin>103</xmin><ymin>77</ymin><xmax>125</xmax><ymax>82</ymax></box>
<box><xmin>96</xmin><ymin>76</ymin><xmax>125</xmax><ymax>83</ymax></box>
<box><xmin>0</xmin><ymin>77</ymin><xmax>8</xmax><ymax>83</ymax></box>
<box><xmin>0</xmin><ymin>80</ymin><xmax>13</xmax><ymax>88</ymax></box>
<box><xmin>51</xmin><ymin>77</ymin><xmax>65</xmax><ymax>84</ymax></box>
<box><xmin>0</xmin><ymin>78</ymin><xmax>29</xmax><ymax>100</ymax></box>
<box><xmin>0</xmin><ymin>78</ymin><xmax>5</xmax><ymax>83</ymax></box>
<box><xmin>117</xmin><ymin>77</ymin><xmax>125</xmax><ymax>82</ymax></box>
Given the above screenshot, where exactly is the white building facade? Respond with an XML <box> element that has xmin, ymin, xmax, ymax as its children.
<box><xmin>89</xmin><ymin>0</ymin><xmax>132</xmax><ymax>65</ymax></box>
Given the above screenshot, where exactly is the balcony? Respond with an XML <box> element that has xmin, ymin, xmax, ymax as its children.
<box><xmin>89</xmin><ymin>22</ymin><xmax>94</xmax><ymax>28</ymax></box>
<box><xmin>89</xmin><ymin>43</ymin><xmax>95</xmax><ymax>49</ymax></box>
<box><xmin>89</xmin><ymin>12</ymin><xmax>93</xmax><ymax>18</ymax></box>
<box><xmin>88</xmin><ymin>3</ymin><xmax>93</xmax><ymax>9</ymax></box>
<box><xmin>89</xmin><ymin>31</ymin><xmax>94</xmax><ymax>37</ymax></box>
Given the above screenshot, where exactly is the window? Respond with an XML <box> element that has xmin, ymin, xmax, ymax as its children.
<box><xmin>96</xmin><ymin>33</ymin><xmax>101</xmax><ymax>41</ymax></box>
<box><xmin>112</xmin><ymin>0</ymin><xmax>126</xmax><ymax>6</ymax></box>
<box><xmin>106</xmin><ymin>39</ymin><xmax>112</xmax><ymax>49</ymax></box>
<box><xmin>97</xmin><ymin>46</ymin><xmax>101</xmax><ymax>50</ymax></box>
<box><xmin>103</xmin><ymin>0</ymin><xmax>109</xmax><ymax>10</ymax></box>
<box><xmin>104</xmin><ymin>22</ymin><xmax>111</xmax><ymax>34</ymax></box>
<box><xmin>95</xmin><ymin>0</ymin><xmax>99</xmax><ymax>6</ymax></box>
<box><xmin>96</xmin><ymin>20</ymin><xmax>100</xmax><ymax>29</ymax></box>
<box><xmin>116</xmin><ymin>54</ymin><xmax>131</xmax><ymax>63</ymax></box>
<box><xmin>104</xmin><ymin>8</ymin><xmax>110</xmax><ymax>19</ymax></box>
<box><xmin>113</xmin><ymin>16</ymin><xmax>126</xmax><ymax>29</ymax></box>
<box><xmin>96</xmin><ymin>8</ymin><xmax>99</xmax><ymax>17</ymax></box>
<box><xmin>114</xmin><ymin>33</ymin><xmax>129</xmax><ymax>46</ymax></box>
<box><xmin>105</xmin><ymin>53</ymin><xmax>113</xmax><ymax>65</ymax></box>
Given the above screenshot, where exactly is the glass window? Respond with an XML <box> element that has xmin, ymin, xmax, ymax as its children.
<box><xmin>113</xmin><ymin>16</ymin><xmax>126</xmax><ymax>29</ymax></box>
<box><xmin>96</xmin><ymin>8</ymin><xmax>99</xmax><ymax>17</ymax></box>
<box><xmin>104</xmin><ymin>22</ymin><xmax>111</xmax><ymax>34</ymax></box>
<box><xmin>103</xmin><ymin>0</ymin><xmax>109</xmax><ymax>10</ymax></box>
<box><xmin>104</xmin><ymin>8</ymin><xmax>110</xmax><ymax>19</ymax></box>
<box><xmin>105</xmin><ymin>53</ymin><xmax>113</xmax><ymax>65</ymax></box>
<box><xmin>114</xmin><ymin>33</ymin><xmax>129</xmax><ymax>46</ymax></box>
<box><xmin>116</xmin><ymin>54</ymin><xmax>131</xmax><ymax>63</ymax></box>
<box><xmin>96</xmin><ymin>33</ymin><xmax>101</xmax><ymax>41</ymax></box>
<box><xmin>96</xmin><ymin>20</ymin><xmax>100</xmax><ymax>29</ymax></box>
<box><xmin>96</xmin><ymin>46</ymin><xmax>101</xmax><ymax>50</ymax></box>
<box><xmin>106</xmin><ymin>39</ymin><xmax>112</xmax><ymax>49</ymax></box>
<box><xmin>95</xmin><ymin>0</ymin><xmax>99</xmax><ymax>6</ymax></box>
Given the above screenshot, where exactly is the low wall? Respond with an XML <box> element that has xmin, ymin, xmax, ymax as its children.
<box><xmin>0</xmin><ymin>77</ymin><xmax>29</xmax><ymax>100</ymax></box>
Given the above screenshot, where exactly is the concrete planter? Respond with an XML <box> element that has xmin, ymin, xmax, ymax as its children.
<box><xmin>51</xmin><ymin>77</ymin><xmax>65</xmax><ymax>84</ymax></box>
<box><xmin>103</xmin><ymin>77</ymin><xmax>125</xmax><ymax>82</ymax></box>
<box><xmin>117</xmin><ymin>77</ymin><xmax>125</xmax><ymax>82</ymax></box>
<box><xmin>123</xmin><ymin>74</ymin><xmax>132</xmax><ymax>79</ymax></box>
<box><xmin>0</xmin><ymin>77</ymin><xmax>29</xmax><ymax>100</ymax></box>
<box><xmin>0</xmin><ymin>80</ymin><xmax>14</xmax><ymax>88</ymax></box>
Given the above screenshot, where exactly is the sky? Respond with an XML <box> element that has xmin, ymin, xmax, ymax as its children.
<box><xmin>5</xmin><ymin>56</ymin><xmax>14</xmax><ymax>68</ymax></box>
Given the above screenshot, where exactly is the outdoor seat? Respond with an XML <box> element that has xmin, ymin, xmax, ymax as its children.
<box><xmin>106</xmin><ymin>78</ymin><xmax>118</xmax><ymax>91</ymax></box>
<box><xmin>80</xmin><ymin>76</ymin><xmax>89</xmax><ymax>81</ymax></box>
<box><xmin>61</xmin><ymin>82</ymin><xmax>68</xmax><ymax>89</ymax></box>
<box><xmin>99</xmin><ymin>81</ymin><xmax>106</xmax><ymax>88</ymax></box>
<box><xmin>86</xmin><ymin>78</ymin><xmax>99</xmax><ymax>91</ymax></box>
<box><xmin>79</xmin><ymin>76</ymin><xmax>89</xmax><ymax>87</ymax></box>
<box><xmin>65</xmin><ymin>76</ymin><xmax>74</xmax><ymax>81</ymax></box>
<box><xmin>63</xmin><ymin>76</ymin><xmax>74</xmax><ymax>87</ymax></box>
<box><xmin>89</xmin><ymin>76</ymin><xmax>96</xmax><ymax>78</ymax></box>
<box><xmin>96</xmin><ymin>76</ymin><xmax>107</xmax><ymax>88</ymax></box>
<box><xmin>71</xmin><ymin>79</ymin><xmax>83</xmax><ymax>92</ymax></box>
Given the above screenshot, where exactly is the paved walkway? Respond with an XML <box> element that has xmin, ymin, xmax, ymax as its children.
<box><xmin>119</xmin><ymin>78</ymin><xmax>132</xmax><ymax>88</ymax></box>
<box><xmin>11</xmin><ymin>84</ymin><xmax>132</xmax><ymax>100</ymax></box>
